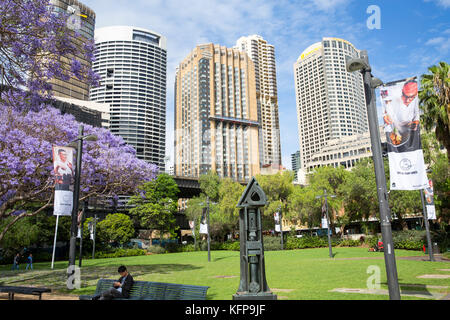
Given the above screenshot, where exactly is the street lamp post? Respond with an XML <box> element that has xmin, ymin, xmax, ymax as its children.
<box><xmin>316</xmin><ymin>189</ymin><xmax>335</xmax><ymax>258</ymax></box>
<box><xmin>66</xmin><ymin>125</ymin><xmax>97</xmax><ymax>284</ymax></box>
<box><xmin>78</xmin><ymin>200</ymin><xmax>87</xmax><ymax>267</ymax></box>
<box><xmin>346</xmin><ymin>51</ymin><xmax>401</xmax><ymax>300</ymax></box>
<box><xmin>207</xmin><ymin>196</ymin><xmax>211</xmax><ymax>262</ymax></box>
<box><xmin>420</xmin><ymin>189</ymin><xmax>435</xmax><ymax>261</ymax></box>
<box><xmin>68</xmin><ymin>125</ymin><xmax>84</xmax><ymax>271</ymax></box>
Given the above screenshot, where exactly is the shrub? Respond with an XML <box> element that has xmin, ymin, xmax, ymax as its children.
<box><xmin>94</xmin><ymin>248</ymin><xmax>146</xmax><ymax>259</ymax></box>
<box><xmin>337</xmin><ymin>239</ymin><xmax>361</xmax><ymax>247</ymax></box>
<box><xmin>146</xmin><ymin>245</ymin><xmax>166</xmax><ymax>254</ymax></box>
<box><xmin>392</xmin><ymin>230</ymin><xmax>426</xmax><ymax>251</ymax></box>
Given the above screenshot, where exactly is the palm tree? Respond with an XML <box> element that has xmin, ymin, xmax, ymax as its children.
<box><xmin>418</xmin><ymin>61</ymin><xmax>450</xmax><ymax>161</ymax></box>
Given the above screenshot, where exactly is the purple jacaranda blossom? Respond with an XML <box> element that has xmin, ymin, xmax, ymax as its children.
<box><xmin>0</xmin><ymin>0</ymin><xmax>99</xmax><ymax>112</ymax></box>
<box><xmin>0</xmin><ymin>105</ymin><xmax>158</xmax><ymax>241</ymax></box>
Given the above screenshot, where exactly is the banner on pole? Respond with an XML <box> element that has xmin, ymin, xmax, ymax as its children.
<box><xmin>52</xmin><ymin>146</ymin><xmax>75</xmax><ymax>216</ymax></box>
<box><xmin>321</xmin><ymin>215</ymin><xmax>328</xmax><ymax>229</ymax></box>
<box><xmin>424</xmin><ymin>179</ymin><xmax>436</xmax><ymax>220</ymax></box>
<box><xmin>380</xmin><ymin>78</ymin><xmax>428</xmax><ymax>190</ymax></box>
<box><xmin>199</xmin><ymin>207</ymin><xmax>208</xmax><ymax>234</ymax></box>
<box><xmin>274</xmin><ymin>212</ymin><xmax>281</xmax><ymax>232</ymax></box>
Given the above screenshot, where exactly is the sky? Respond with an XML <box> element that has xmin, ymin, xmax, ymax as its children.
<box><xmin>82</xmin><ymin>0</ymin><xmax>450</xmax><ymax>170</ymax></box>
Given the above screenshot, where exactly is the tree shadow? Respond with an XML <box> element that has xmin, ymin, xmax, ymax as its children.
<box><xmin>381</xmin><ymin>282</ymin><xmax>442</xmax><ymax>298</ymax></box>
<box><xmin>0</xmin><ymin>263</ymin><xmax>202</xmax><ymax>293</ymax></box>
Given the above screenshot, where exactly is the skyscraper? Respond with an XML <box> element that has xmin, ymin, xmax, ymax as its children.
<box><xmin>90</xmin><ymin>26</ymin><xmax>167</xmax><ymax>169</ymax></box>
<box><xmin>174</xmin><ymin>43</ymin><xmax>260</xmax><ymax>182</ymax></box>
<box><xmin>291</xmin><ymin>150</ymin><xmax>301</xmax><ymax>181</ymax></box>
<box><xmin>293</xmin><ymin>37</ymin><xmax>368</xmax><ymax>171</ymax></box>
<box><xmin>235</xmin><ymin>35</ymin><xmax>282</xmax><ymax>169</ymax></box>
<box><xmin>49</xmin><ymin>0</ymin><xmax>96</xmax><ymax>100</ymax></box>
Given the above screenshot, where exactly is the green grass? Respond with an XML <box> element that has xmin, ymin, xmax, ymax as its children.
<box><xmin>1</xmin><ymin>248</ymin><xmax>449</xmax><ymax>300</ymax></box>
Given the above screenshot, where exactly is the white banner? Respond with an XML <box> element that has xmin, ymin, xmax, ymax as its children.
<box><xmin>321</xmin><ymin>217</ymin><xmax>328</xmax><ymax>229</ymax></box>
<box><xmin>274</xmin><ymin>212</ymin><xmax>281</xmax><ymax>232</ymax></box>
<box><xmin>199</xmin><ymin>208</ymin><xmax>208</xmax><ymax>234</ymax></box>
<box><xmin>424</xmin><ymin>179</ymin><xmax>436</xmax><ymax>220</ymax></box>
<box><xmin>53</xmin><ymin>146</ymin><xmax>75</xmax><ymax>216</ymax></box>
<box><xmin>380</xmin><ymin>78</ymin><xmax>428</xmax><ymax>190</ymax></box>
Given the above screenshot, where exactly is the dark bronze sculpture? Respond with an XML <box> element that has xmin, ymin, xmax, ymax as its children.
<box><xmin>233</xmin><ymin>177</ymin><xmax>277</xmax><ymax>300</ymax></box>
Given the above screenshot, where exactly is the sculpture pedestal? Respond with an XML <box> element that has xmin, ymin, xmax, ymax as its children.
<box><xmin>232</xmin><ymin>292</ymin><xmax>277</xmax><ymax>300</ymax></box>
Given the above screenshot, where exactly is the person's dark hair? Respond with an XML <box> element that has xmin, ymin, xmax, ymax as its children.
<box><xmin>118</xmin><ymin>265</ymin><xmax>127</xmax><ymax>273</ymax></box>
<box><xmin>58</xmin><ymin>149</ymin><xmax>66</xmax><ymax>154</ymax></box>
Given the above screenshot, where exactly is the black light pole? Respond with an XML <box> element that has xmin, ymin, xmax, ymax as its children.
<box><xmin>346</xmin><ymin>51</ymin><xmax>401</xmax><ymax>300</ymax></box>
<box><xmin>420</xmin><ymin>189</ymin><xmax>435</xmax><ymax>261</ymax></box>
<box><xmin>68</xmin><ymin>125</ymin><xmax>84</xmax><ymax>271</ymax></box>
<box><xmin>277</xmin><ymin>205</ymin><xmax>283</xmax><ymax>250</ymax></box>
<box><xmin>66</xmin><ymin>125</ymin><xmax>97</xmax><ymax>284</ymax></box>
<box><xmin>78</xmin><ymin>200</ymin><xmax>87</xmax><ymax>268</ymax></box>
<box><xmin>92</xmin><ymin>214</ymin><xmax>98</xmax><ymax>259</ymax></box>
<box><xmin>316</xmin><ymin>189</ymin><xmax>335</xmax><ymax>258</ymax></box>
<box><xmin>207</xmin><ymin>196</ymin><xmax>211</xmax><ymax>262</ymax></box>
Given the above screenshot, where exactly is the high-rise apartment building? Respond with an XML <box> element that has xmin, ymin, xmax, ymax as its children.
<box><xmin>49</xmin><ymin>0</ymin><xmax>96</xmax><ymax>100</ymax></box>
<box><xmin>174</xmin><ymin>43</ymin><xmax>260</xmax><ymax>182</ymax></box>
<box><xmin>90</xmin><ymin>26</ymin><xmax>167</xmax><ymax>169</ymax></box>
<box><xmin>291</xmin><ymin>150</ymin><xmax>301</xmax><ymax>181</ymax></box>
<box><xmin>235</xmin><ymin>35</ymin><xmax>282</xmax><ymax>169</ymax></box>
<box><xmin>293</xmin><ymin>37</ymin><xmax>368</xmax><ymax>171</ymax></box>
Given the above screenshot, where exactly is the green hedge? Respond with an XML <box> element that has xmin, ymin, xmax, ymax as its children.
<box><xmin>143</xmin><ymin>230</ymin><xmax>446</xmax><ymax>255</ymax></box>
<box><xmin>94</xmin><ymin>248</ymin><xmax>146</xmax><ymax>259</ymax></box>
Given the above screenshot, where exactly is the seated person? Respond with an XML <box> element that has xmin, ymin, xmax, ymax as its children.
<box><xmin>93</xmin><ymin>265</ymin><xmax>134</xmax><ymax>300</ymax></box>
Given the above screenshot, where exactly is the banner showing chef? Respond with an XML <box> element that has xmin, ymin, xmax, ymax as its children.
<box><xmin>380</xmin><ymin>78</ymin><xmax>428</xmax><ymax>190</ymax></box>
<box><xmin>53</xmin><ymin>146</ymin><xmax>75</xmax><ymax>216</ymax></box>
<box><xmin>424</xmin><ymin>179</ymin><xmax>437</xmax><ymax>220</ymax></box>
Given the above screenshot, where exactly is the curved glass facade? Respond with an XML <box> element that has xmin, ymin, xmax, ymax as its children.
<box><xmin>294</xmin><ymin>37</ymin><xmax>368</xmax><ymax>172</ymax></box>
<box><xmin>89</xmin><ymin>26</ymin><xmax>167</xmax><ymax>170</ymax></box>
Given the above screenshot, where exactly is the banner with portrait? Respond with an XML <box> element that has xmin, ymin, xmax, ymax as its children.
<box><xmin>380</xmin><ymin>78</ymin><xmax>428</xmax><ymax>190</ymax></box>
<box><xmin>424</xmin><ymin>179</ymin><xmax>436</xmax><ymax>220</ymax></box>
<box><xmin>53</xmin><ymin>146</ymin><xmax>75</xmax><ymax>216</ymax></box>
<box><xmin>199</xmin><ymin>207</ymin><xmax>208</xmax><ymax>234</ymax></box>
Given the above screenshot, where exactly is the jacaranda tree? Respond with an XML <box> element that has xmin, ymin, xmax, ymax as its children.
<box><xmin>0</xmin><ymin>0</ymin><xmax>158</xmax><ymax>242</ymax></box>
<box><xmin>0</xmin><ymin>0</ymin><xmax>99</xmax><ymax>111</ymax></box>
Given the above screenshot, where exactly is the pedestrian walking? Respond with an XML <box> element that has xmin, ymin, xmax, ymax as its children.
<box><xmin>26</xmin><ymin>253</ymin><xmax>33</xmax><ymax>270</ymax></box>
<box><xmin>11</xmin><ymin>253</ymin><xmax>20</xmax><ymax>271</ymax></box>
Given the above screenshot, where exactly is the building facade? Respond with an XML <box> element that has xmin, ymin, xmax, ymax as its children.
<box><xmin>49</xmin><ymin>0</ymin><xmax>96</xmax><ymax>100</ymax></box>
<box><xmin>293</xmin><ymin>37</ymin><xmax>368</xmax><ymax>171</ymax></box>
<box><xmin>235</xmin><ymin>35</ymin><xmax>282</xmax><ymax>169</ymax></box>
<box><xmin>174</xmin><ymin>43</ymin><xmax>260</xmax><ymax>182</ymax></box>
<box><xmin>291</xmin><ymin>150</ymin><xmax>301</xmax><ymax>181</ymax></box>
<box><xmin>90</xmin><ymin>26</ymin><xmax>167</xmax><ymax>169</ymax></box>
<box><xmin>307</xmin><ymin>126</ymin><xmax>387</xmax><ymax>171</ymax></box>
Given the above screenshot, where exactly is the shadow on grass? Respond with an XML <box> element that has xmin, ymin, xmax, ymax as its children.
<box><xmin>0</xmin><ymin>263</ymin><xmax>202</xmax><ymax>294</ymax></box>
<box><xmin>381</xmin><ymin>281</ymin><xmax>440</xmax><ymax>298</ymax></box>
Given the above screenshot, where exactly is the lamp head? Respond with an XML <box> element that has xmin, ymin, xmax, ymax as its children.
<box><xmin>83</xmin><ymin>134</ymin><xmax>98</xmax><ymax>142</ymax></box>
<box><xmin>346</xmin><ymin>58</ymin><xmax>369</xmax><ymax>72</ymax></box>
<box><xmin>370</xmin><ymin>77</ymin><xmax>383</xmax><ymax>88</ymax></box>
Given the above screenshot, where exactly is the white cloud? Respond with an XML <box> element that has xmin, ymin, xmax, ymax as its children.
<box><xmin>81</xmin><ymin>0</ymin><xmax>373</xmax><ymax>168</ymax></box>
<box><xmin>424</xmin><ymin>0</ymin><xmax>450</xmax><ymax>8</ymax></box>
<box><xmin>312</xmin><ymin>0</ymin><xmax>352</xmax><ymax>11</ymax></box>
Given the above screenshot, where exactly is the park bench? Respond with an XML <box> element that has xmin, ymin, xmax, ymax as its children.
<box><xmin>79</xmin><ymin>279</ymin><xmax>209</xmax><ymax>300</ymax></box>
<box><xmin>0</xmin><ymin>285</ymin><xmax>51</xmax><ymax>300</ymax></box>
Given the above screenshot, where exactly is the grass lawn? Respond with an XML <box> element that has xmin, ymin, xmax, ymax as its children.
<box><xmin>1</xmin><ymin>247</ymin><xmax>449</xmax><ymax>300</ymax></box>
